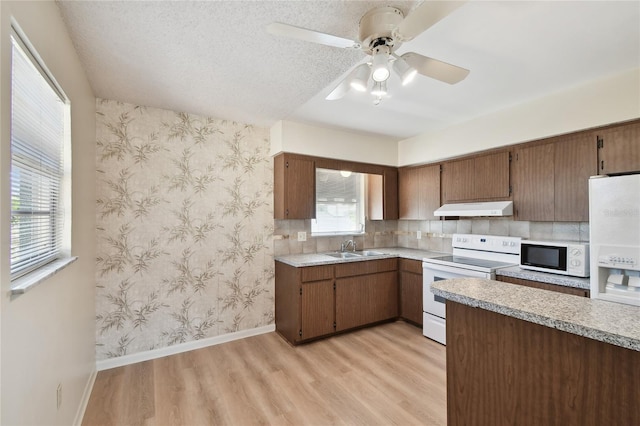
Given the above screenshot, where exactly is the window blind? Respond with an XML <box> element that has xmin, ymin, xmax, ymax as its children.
<box><xmin>10</xmin><ymin>33</ymin><xmax>65</xmax><ymax>279</ymax></box>
<box><xmin>313</xmin><ymin>169</ymin><xmax>364</xmax><ymax>234</ymax></box>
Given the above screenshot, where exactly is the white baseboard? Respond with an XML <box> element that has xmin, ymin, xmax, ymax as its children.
<box><xmin>74</xmin><ymin>368</ymin><xmax>97</xmax><ymax>426</ymax></box>
<box><xmin>96</xmin><ymin>324</ymin><xmax>276</xmax><ymax>371</ymax></box>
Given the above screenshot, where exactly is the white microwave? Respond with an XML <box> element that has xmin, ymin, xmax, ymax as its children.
<box><xmin>520</xmin><ymin>241</ymin><xmax>590</xmax><ymax>277</ymax></box>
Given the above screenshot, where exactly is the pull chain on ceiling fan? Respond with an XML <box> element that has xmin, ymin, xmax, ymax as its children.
<box><xmin>266</xmin><ymin>1</ymin><xmax>470</xmax><ymax>105</ymax></box>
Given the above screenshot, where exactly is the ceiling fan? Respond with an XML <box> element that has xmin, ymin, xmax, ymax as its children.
<box><xmin>267</xmin><ymin>1</ymin><xmax>470</xmax><ymax>104</ymax></box>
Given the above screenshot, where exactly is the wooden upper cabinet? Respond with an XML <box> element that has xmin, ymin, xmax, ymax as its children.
<box><xmin>474</xmin><ymin>151</ymin><xmax>511</xmax><ymax>200</ymax></box>
<box><xmin>365</xmin><ymin>171</ymin><xmax>399</xmax><ymax>221</ymax></box>
<box><xmin>442</xmin><ymin>158</ymin><xmax>475</xmax><ymax>202</ymax></box>
<box><xmin>399</xmin><ymin>167</ymin><xmax>420</xmax><ymax>219</ymax></box>
<box><xmin>442</xmin><ymin>151</ymin><xmax>510</xmax><ymax>203</ymax></box>
<box><xmin>514</xmin><ymin>133</ymin><xmax>597</xmax><ymax>222</ymax></box>
<box><xmin>382</xmin><ymin>168</ymin><xmax>399</xmax><ymax>220</ymax></box>
<box><xmin>273</xmin><ymin>154</ymin><xmax>315</xmax><ymax>219</ymax></box>
<box><xmin>398</xmin><ymin>164</ymin><xmax>440</xmax><ymax>220</ymax></box>
<box><xmin>597</xmin><ymin>120</ymin><xmax>640</xmax><ymax>175</ymax></box>
<box><xmin>554</xmin><ymin>132</ymin><xmax>597</xmax><ymax>221</ymax></box>
<box><xmin>513</xmin><ymin>143</ymin><xmax>555</xmax><ymax>221</ymax></box>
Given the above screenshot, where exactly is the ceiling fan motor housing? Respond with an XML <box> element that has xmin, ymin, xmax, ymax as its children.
<box><xmin>359</xmin><ymin>6</ymin><xmax>404</xmax><ymax>54</ymax></box>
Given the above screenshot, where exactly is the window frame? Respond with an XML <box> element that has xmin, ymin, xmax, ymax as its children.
<box><xmin>311</xmin><ymin>168</ymin><xmax>366</xmax><ymax>236</ymax></box>
<box><xmin>9</xmin><ymin>24</ymin><xmax>71</xmax><ymax>284</ymax></box>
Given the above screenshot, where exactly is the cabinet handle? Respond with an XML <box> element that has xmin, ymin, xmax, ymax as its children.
<box><xmin>601</xmin><ymin>160</ymin><xmax>604</xmax><ymax>171</ymax></box>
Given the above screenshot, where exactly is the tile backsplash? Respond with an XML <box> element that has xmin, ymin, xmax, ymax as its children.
<box><xmin>273</xmin><ymin>218</ymin><xmax>589</xmax><ymax>256</ymax></box>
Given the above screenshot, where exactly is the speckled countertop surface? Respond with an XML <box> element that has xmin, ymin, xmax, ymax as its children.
<box><xmin>275</xmin><ymin>248</ymin><xmax>446</xmax><ymax>267</ymax></box>
<box><xmin>432</xmin><ymin>278</ymin><xmax>640</xmax><ymax>352</ymax></box>
<box><xmin>496</xmin><ymin>266</ymin><xmax>591</xmax><ymax>289</ymax></box>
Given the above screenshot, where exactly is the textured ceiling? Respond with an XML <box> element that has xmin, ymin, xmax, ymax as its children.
<box><xmin>57</xmin><ymin>1</ymin><xmax>640</xmax><ymax>139</ymax></box>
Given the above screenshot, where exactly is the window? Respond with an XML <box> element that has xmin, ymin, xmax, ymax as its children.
<box><xmin>312</xmin><ymin>168</ymin><xmax>365</xmax><ymax>235</ymax></box>
<box><xmin>10</xmin><ymin>29</ymin><xmax>69</xmax><ymax>280</ymax></box>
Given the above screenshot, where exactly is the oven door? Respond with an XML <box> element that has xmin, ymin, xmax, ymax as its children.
<box><xmin>422</xmin><ymin>261</ymin><xmax>492</xmax><ymax>319</ymax></box>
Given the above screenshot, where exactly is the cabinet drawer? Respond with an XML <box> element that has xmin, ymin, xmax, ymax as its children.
<box><xmin>301</xmin><ymin>265</ymin><xmax>334</xmax><ymax>282</ymax></box>
<box><xmin>399</xmin><ymin>258</ymin><xmax>423</xmax><ymax>274</ymax></box>
<box><xmin>335</xmin><ymin>258</ymin><xmax>398</xmax><ymax>278</ymax></box>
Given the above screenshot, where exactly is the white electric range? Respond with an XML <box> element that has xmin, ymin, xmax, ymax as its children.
<box><xmin>422</xmin><ymin>233</ymin><xmax>521</xmax><ymax>345</ymax></box>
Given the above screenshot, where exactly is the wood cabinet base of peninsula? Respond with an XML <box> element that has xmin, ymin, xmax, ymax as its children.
<box><xmin>446</xmin><ymin>301</ymin><xmax>639</xmax><ymax>425</ymax></box>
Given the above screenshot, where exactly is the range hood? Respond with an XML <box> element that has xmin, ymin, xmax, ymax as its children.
<box><xmin>433</xmin><ymin>201</ymin><xmax>513</xmax><ymax>217</ymax></box>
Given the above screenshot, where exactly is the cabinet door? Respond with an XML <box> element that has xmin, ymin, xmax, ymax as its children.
<box><xmin>383</xmin><ymin>168</ymin><xmax>399</xmax><ymax>220</ymax></box>
<box><xmin>419</xmin><ymin>164</ymin><xmax>441</xmax><ymax>220</ymax></box>
<box><xmin>474</xmin><ymin>151</ymin><xmax>510</xmax><ymax>200</ymax></box>
<box><xmin>400</xmin><ymin>270</ymin><xmax>423</xmax><ymax>325</ymax></box>
<box><xmin>598</xmin><ymin>121</ymin><xmax>640</xmax><ymax>175</ymax></box>
<box><xmin>554</xmin><ymin>133</ymin><xmax>597</xmax><ymax>221</ymax></box>
<box><xmin>301</xmin><ymin>279</ymin><xmax>335</xmax><ymax>340</ymax></box>
<box><xmin>335</xmin><ymin>271</ymin><xmax>397</xmax><ymax>331</ymax></box>
<box><xmin>274</xmin><ymin>154</ymin><xmax>315</xmax><ymax>219</ymax></box>
<box><xmin>399</xmin><ymin>165</ymin><xmax>440</xmax><ymax>220</ymax></box>
<box><xmin>442</xmin><ymin>158</ymin><xmax>475</xmax><ymax>203</ymax></box>
<box><xmin>399</xmin><ymin>167</ymin><xmax>420</xmax><ymax>219</ymax></box>
<box><xmin>513</xmin><ymin>143</ymin><xmax>555</xmax><ymax>221</ymax></box>
<box><xmin>286</xmin><ymin>157</ymin><xmax>315</xmax><ymax>219</ymax></box>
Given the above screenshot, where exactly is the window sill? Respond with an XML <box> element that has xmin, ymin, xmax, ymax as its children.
<box><xmin>10</xmin><ymin>257</ymin><xmax>78</xmax><ymax>295</ymax></box>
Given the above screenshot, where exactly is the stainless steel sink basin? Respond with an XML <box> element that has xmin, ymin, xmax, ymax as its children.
<box><xmin>356</xmin><ymin>250</ymin><xmax>384</xmax><ymax>257</ymax></box>
<box><xmin>325</xmin><ymin>250</ymin><xmax>385</xmax><ymax>259</ymax></box>
<box><xmin>325</xmin><ymin>251</ymin><xmax>361</xmax><ymax>259</ymax></box>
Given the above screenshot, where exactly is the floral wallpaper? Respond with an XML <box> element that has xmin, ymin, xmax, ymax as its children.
<box><xmin>95</xmin><ymin>99</ymin><xmax>274</xmax><ymax>360</ymax></box>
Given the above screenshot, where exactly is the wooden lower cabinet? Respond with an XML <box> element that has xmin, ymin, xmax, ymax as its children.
<box><xmin>447</xmin><ymin>301</ymin><xmax>640</xmax><ymax>425</ymax></box>
<box><xmin>275</xmin><ymin>259</ymin><xmax>399</xmax><ymax>345</ymax></box>
<box><xmin>335</xmin><ymin>271</ymin><xmax>398</xmax><ymax>331</ymax></box>
<box><xmin>301</xmin><ymin>279</ymin><xmax>334</xmax><ymax>340</ymax></box>
<box><xmin>399</xmin><ymin>259</ymin><xmax>423</xmax><ymax>326</ymax></box>
<box><xmin>497</xmin><ymin>275</ymin><xmax>590</xmax><ymax>297</ymax></box>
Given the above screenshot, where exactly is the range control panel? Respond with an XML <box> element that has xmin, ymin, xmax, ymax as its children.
<box><xmin>452</xmin><ymin>234</ymin><xmax>521</xmax><ymax>255</ymax></box>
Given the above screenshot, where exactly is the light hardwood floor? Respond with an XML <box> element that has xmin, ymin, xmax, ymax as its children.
<box><xmin>83</xmin><ymin>321</ymin><xmax>446</xmax><ymax>425</ymax></box>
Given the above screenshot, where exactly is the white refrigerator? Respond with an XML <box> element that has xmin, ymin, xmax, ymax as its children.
<box><xmin>589</xmin><ymin>174</ymin><xmax>640</xmax><ymax>306</ymax></box>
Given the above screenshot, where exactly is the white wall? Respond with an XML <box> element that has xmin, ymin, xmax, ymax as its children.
<box><xmin>270</xmin><ymin>120</ymin><xmax>398</xmax><ymax>166</ymax></box>
<box><xmin>0</xmin><ymin>1</ymin><xmax>96</xmax><ymax>425</ymax></box>
<box><xmin>398</xmin><ymin>68</ymin><xmax>640</xmax><ymax>166</ymax></box>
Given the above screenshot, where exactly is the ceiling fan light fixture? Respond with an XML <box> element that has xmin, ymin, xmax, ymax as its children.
<box><xmin>349</xmin><ymin>63</ymin><xmax>370</xmax><ymax>92</ymax></box>
<box><xmin>393</xmin><ymin>56</ymin><xmax>418</xmax><ymax>86</ymax></box>
<box><xmin>371</xmin><ymin>80</ymin><xmax>387</xmax><ymax>97</ymax></box>
<box><xmin>371</xmin><ymin>45</ymin><xmax>390</xmax><ymax>82</ymax></box>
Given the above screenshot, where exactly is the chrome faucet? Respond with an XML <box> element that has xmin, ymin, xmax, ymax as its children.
<box><xmin>341</xmin><ymin>239</ymin><xmax>356</xmax><ymax>252</ymax></box>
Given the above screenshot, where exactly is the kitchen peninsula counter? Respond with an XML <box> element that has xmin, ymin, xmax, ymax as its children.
<box><xmin>433</xmin><ymin>278</ymin><xmax>640</xmax><ymax>425</ymax></box>
<box><xmin>432</xmin><ymin>278</ymin><xmax>640</xmax><ymax>350</ymax></box>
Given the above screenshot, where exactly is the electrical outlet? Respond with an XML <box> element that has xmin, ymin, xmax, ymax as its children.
<box><xmin>417</xmin><ymin>231</ymin><xmax>422</xmax><ymax>240</ymax></box>
<box><xmin>298</xmin><ymin>231</ymin><xmax>307</xmax><ymax>242</ymax></box>
<box><xmin>56</xmin><ymin>384</ymin><xmax>62</xmax><ymax>410</ymax></box>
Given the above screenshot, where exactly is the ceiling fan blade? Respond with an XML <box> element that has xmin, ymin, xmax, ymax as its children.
<box><xmin>402</xmin><ymin>52</ymin><xmax>469</xmax><ymax>84</ymax></box>
<box><xmin>266</xmin><ymin>22</ymin><xmax>360</xmax><ymax>49</ymax></box>
<box><xmin>325</xmin><ymin>76</ymin><xmax>351</xmax><ymax>100</ymax></box>
<box><xmin>394</xmin><ymin>1</ymin><xmax>467</xmax><ymax>42</ymax></box>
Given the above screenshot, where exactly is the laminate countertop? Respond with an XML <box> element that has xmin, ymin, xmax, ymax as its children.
<box><xmin>275</xmin><ymin>248</ymin><xmax>446</xmax><ymax>267</ymax></box>
<box><xmin>496</xmin><ymin>265</ymin><xmax>590</xmax><ymax>290</ymax></box>
<box><xmin>431</xmin><ymin>278</ymin><xmax>640</xmax><ymax>352</ymax></box>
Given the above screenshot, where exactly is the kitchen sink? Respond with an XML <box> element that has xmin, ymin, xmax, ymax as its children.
<box><xmin>325</xmin><ymin>250</ymin><xmax>385</xmax><ymax>259</ymax></box>
<box><xmin>355</xmin><ymin>250</ymin><xmax>385</xmax><ymax>257</ymax></box>
<box><xmin>325</xmin><ymin>252</ymin><xmax>361</xmax><ymax>259</ymax></box>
